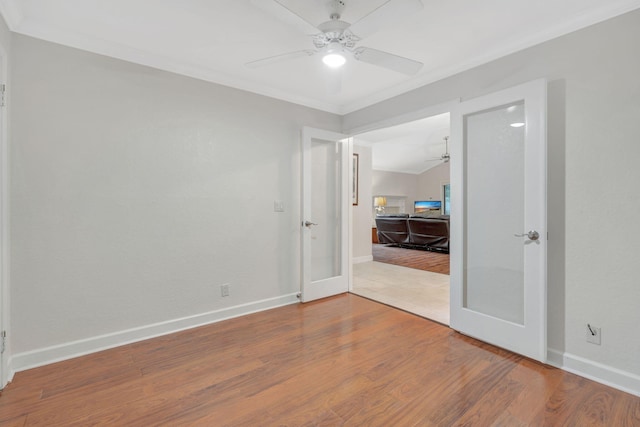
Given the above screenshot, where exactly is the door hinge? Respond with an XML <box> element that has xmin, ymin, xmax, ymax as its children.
<box><xmin>0</xmin><ymin>84</ymin><xmax>5</xmax><ymax>107</ymax></box>
<box><xmin>0</xmin><ymin>331</ymin><xmax>5</xmax><ymax>354</ymax></box>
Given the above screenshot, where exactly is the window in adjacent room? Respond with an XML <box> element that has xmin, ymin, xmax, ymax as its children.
<box><xmin>443</xmin><ymin>183</ymin><xmax>451</xmax><ymax>215</ymax></box>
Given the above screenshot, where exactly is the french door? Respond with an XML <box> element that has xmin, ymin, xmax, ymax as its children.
<box><xmin>300</xmin><ymin>127</ymin><xmax>351</xmax><ymax>302</ymax></box>
<box><xmin>450</xmin><ymin>79</ymin><xmax>547</xmax><ymax>362</ymax></box>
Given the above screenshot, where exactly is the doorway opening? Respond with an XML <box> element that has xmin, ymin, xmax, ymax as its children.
<box><xmin>350</xmin><ymin>112</ymin><xmax>451</xmax><ymax>325</ymax></box>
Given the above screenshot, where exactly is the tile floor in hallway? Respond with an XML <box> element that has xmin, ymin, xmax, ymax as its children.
<box><xmin>351</xmin><ymin>261</ymin><xmax>450</xmax><ymax>325</ymax></box>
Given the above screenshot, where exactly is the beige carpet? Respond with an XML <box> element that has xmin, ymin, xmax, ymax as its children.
<box><xmin>351</xmin><ymin>261</ymin><xmax>450</xmax><ymax>325</ymax></box>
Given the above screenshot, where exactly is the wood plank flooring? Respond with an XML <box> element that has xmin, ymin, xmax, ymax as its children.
<box><xmin>1</xmin><ymin>294</ymin><xmax>639</xmax><ymax>426</ymax></box>
<box><xmin>373</xmin><ymin>243</ymin><xmax>450</xmax><ymax>275</ymax></box>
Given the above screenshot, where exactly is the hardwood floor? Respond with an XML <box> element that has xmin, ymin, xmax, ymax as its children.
<box><xmin>373</xmin><ymin>243</ymin><xmax>450</xmax><ymax>275</ymax></box>
<box><xmin>2</xmin><ymin>294</ymin><xmax>639</xmax><ymax>426</ymax></box>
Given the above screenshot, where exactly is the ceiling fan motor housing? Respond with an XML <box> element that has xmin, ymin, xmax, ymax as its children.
<box><xmin>326</xmin><ymin>0</ymin><xmax>347</xmax><ymax>18</ymax></box>
<box><xmin>313</xmin><ymin>28</ymin><xmax>358</xmax><ymax>50</ymax></box>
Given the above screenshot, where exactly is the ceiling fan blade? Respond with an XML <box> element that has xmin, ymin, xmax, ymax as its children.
<box><xmin>424</xmin><ymin>156</ymin><xmax>449</xmax><ymax>163</ymax></box>
<box><xmin>245</xmin><ymin>50</ymin><xmax>316</xmax><ymax>69</ymax></box>
<box><xmin>354</xmin><ymin>47</ymin><xmax>423</xmax><ymax>75</ymax></box>
<box><xmin>349</xmin><ymin>0</ymin><xmax>423</xmax><ymax>39</ymax></box>
<box><xmin>250</xmin><ymin>0</ymin><xmax>319</xmax><ymax>34</ymax></box>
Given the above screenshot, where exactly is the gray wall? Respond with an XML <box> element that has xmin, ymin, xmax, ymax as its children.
<box><xmin>10</xmin><ymin>35</ymin><xmax>340</xmax><ymax>356</ymax></box>
<box><xmin>344</xmin><ymin>10</ymin><xmax>640</xmax><ymax>380</ymax></box>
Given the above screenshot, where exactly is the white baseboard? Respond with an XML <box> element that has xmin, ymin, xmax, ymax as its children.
<box><xmin>352</xmin><ymin>255</ymin><xmax>373</xmax><ymax>264</ymax></box>
<box><xmin>548</xmin><ymin>348</ymin><xmax>640</xmax><ymax>397</ymax></box>
<box><xmin>11</xmin><ymin>293</ymin><xmax>299</xmax><ymax>373</ymax></box>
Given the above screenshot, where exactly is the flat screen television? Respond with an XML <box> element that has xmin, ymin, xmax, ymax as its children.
<box><xmin>414</xmin><ymin>200</ymin><xmax>441</xmax><ymax>213</ymax></box>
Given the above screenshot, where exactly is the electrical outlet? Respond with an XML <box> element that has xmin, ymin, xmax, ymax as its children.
<box><xmin>586</xmin><ymin>324</ymin><xmax>601</xmax><ymax>345</ymax></box>
<box><xmin>221</xmin><ymin>284</ymin><xmax>230</xmax><ymax>297</ymax></box>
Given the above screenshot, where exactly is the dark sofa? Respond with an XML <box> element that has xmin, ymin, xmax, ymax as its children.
<box><xmin>375</xmin><ymin>214</ymin><xmax>449</xmax><ymax>253</ymax></box>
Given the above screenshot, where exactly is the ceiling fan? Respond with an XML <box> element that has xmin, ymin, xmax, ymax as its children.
<box><xmin>426</xmin><ymin>136</ymin><xmax>450</xmax><ymax>163</ymax></box>
<box><xmin>247</xmin><ymin>0</ymin><xmax>424</xmax><ymax>75</ymax></box>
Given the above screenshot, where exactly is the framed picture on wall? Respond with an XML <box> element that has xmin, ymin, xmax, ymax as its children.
<box><xmin>352</xmin><ymin>153</ymin><xmax>359</xmax><ymax>205</ymax></box>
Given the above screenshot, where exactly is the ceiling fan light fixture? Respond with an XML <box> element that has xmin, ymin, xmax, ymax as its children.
<box><xmin>322</xmin><ymin>41</ymin><xmax>346</xmax><ymax>68</ymax></box>
<box><xmin>322</xmin><ymin>52</ymin><xmax>346</xmax><ymax>68</ymax></box>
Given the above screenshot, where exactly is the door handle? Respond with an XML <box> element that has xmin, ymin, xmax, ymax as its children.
<box><xmin>514</xmin><ymin>230</ymin><xmax>540</xmax><ymax>241</ymax></box>
<box><xmin>303</xmin><ymin>221</ymin><xmax>318</xmax><ymax>228</ymax></box>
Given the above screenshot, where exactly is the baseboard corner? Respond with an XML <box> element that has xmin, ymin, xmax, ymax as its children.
<box><xmin>548</xmin><ymin>348</ymin><xmax>640</xmax><ymax>397</ymax></box>
<box><xmin>546</xmin><ymin>347</ymin><xmax>565</xmax><ymax>368</ymax></box>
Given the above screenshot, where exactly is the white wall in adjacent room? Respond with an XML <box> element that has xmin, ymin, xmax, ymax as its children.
<box><xmin>371</xmin><ymin>170</ymin><xmax>419</xmax><ymax>214</ymax></box>
<box><xmin>10</xmin><ymin>34</ymin><xmax>341</xmax><ymax>364</ymax></box>
<box><xmin>352</xmin><ymin>142</ymin><xmax>372</xmax><ymax>261</ymax></box>
<box><xmin>417</xmin><ymin>162</ymin><xmax>450</xmax><ymax>203</ymax></box>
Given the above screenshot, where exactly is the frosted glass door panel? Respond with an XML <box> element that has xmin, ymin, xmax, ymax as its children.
<box><xmin>464</xmin><ymin>102</ymin><xmax>525</xmax><ymax>324</ymax></box>
<box><xmin>311</xmin><ymin>138</ymin><xmax>342</xmax><ymax>282</ymax></box>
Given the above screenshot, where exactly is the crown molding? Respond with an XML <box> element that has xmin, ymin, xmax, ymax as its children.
<box><xmin>0</xmin><ymin>0</ymin><xmax>23</xmax><ymax>30</ymax></box>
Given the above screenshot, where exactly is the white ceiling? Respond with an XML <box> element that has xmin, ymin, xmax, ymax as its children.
<box><xmin>357</xmin><ymin>112</ymin><xmax>450</xmax><ymax>174</ymax></box>
<box><xmin>2</xmin><ymin>0</ymin><xmax>639</xmax><ymax>114</ymax></box>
